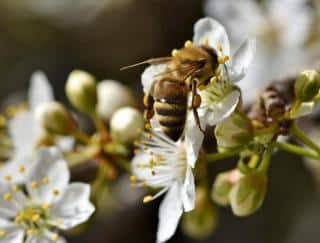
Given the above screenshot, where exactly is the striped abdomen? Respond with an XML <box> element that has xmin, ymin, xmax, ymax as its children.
<box><xmin>153</xmin><ymin>78</ymin><xmax>188</xmax><ymax>141</ymax></box>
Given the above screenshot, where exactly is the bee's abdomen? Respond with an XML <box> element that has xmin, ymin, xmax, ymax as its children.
<box><xmin>154</xmin><ymin>101</ymin><xmax>187</xmax><ymax>141</ymax></box>
<box><xmin>153</xmin><ymin>78</ymin><xmax>188</xmax><ymax>141</ymax></box>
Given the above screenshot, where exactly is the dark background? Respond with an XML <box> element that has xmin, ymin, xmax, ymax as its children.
<box><xmin>0</xmin><ymin>0</ymin><xmax>319</xmax><ymax>242</ymax></box>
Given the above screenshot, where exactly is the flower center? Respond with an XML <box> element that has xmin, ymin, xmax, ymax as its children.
<box><xmin>15</xmin><ymin>205</ymin><xmax>49</xmax><ymax>232</ymax></box>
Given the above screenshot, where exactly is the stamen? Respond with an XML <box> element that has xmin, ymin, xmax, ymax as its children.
<box><xmin>171</xmin><ymin>49</ymin><xmax>179</xmax><ymax>57</ymax></box>
<box><xmin>143</xmin><ymin>195</ymin><xmax>153</xmax><ymax>203</ymax></box>
<box><xmin>202</xmin><ymin>38</ymin><xmax>209</xmax><ymax>46</ymax></box>
<box><xmin>12</xmin><ymin>185</ymin><xmax>20</xmax><ymax>192</ymax></box>
<box><xmin>210</xmin><ymin>76</ymin><xmax>217</xmax><ymax>84</ymax></box>
<box><xmin>3</xmin><ymin>193</ymin><xmax>12</xmax><ymax>202</ymax></box>
<box><xmin>130</xmin><ymin>175</ymin><xmax>137</xmax><ymax>183</ymax></box>
<box><xmin>3</xmin><ymin>175</ymin><xmax>12</xmax><ymax>182</ymax></box>
<box><xmin>52</xmin><ymin>189</ymin><xmax>60</xmax><ymax>196</ymax></box>
<box><xmin>42</xmin><ymin>177</ymin><xmax>49</xmax><ymax>185</ymax></box>
<box><xmin>42</xmin><ymin>203</ymin><xmax>51</xmax><ymax>210</ymax></box>
<box><xmin>216</xmin><ymin>43</ymin><xmax>223</xmax><ymax>52</ymax></box>
<box><xmin>18</xmin><ymin>165</ymin><xmax>25</xmax><ymax>173</ymax></box>
<box><xmin>0</xmin><ymin>116</ymin><xmax>6</xmax><ymax>127</ymax></box>
<box><xmin>215</xmin><ymin>68</ymin><xmax>222</xmax><ymax>77</ymax></box>
<box><xmin>31</xmin><ymin>214</ymin><xmax>40</xmax><ymax>222</ymax></box>
<box><xmin>31</xmin><ymin>182</ymin><xmax>38</xmax><ymax>189</ymax></box>
<box><xmin>52</xmin><ymin>233</ymin><xmax>59</xmax><ymax>241</ymax></box>
<box><xmin>145</xmin><ymin>123</ymin><xmax>151</xmax><ymax>129</ymax></box>
<box><xmin>218</xmin><ymin>55</ymin><xmax>230</xmax><ymax>64</ymax></box>
<box><xmin>184</xmin><ymin>40</ymin><xmax>193</xmax><ymax>48</ymax></box>
<box><xmin>0</xmin><ymin>230</ymin><xmax>7</xmax><ymax>238</ymax></box>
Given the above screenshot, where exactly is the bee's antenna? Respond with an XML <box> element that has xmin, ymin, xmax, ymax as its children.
<box><xmin>120</xmin><ymin>57</ymin><xmax>172</xmax><ymax>71</ymax></box>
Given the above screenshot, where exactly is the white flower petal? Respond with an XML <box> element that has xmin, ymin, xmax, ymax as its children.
<box><xmin>0</xmin><ymin>185</ymin><xmax>26</xmax><ymax>218</ymax></box>
<box><xmin>229</xmin><ymin>39</ymin><xmax>256</xmax><ymax>82</ymax></box>
<box><xmin>27</xmin><ymin>148</ymin><xmax>70</xmax><ymax>204</ymax></box>
<box><xmin>28</xmin><ymin>71</ymin><xmax>54</xmax><ymax>111</ymax></box>
<box><xmin>0</xmin><ymin>220</ymin><xmax>24</xmax><ymax>243</ymax></box>
<box><xmin>50</xmin><ymin>183</ymin><xmax>95</xmax><ymax>230</ymax></box>
<box><xmin>157</xmin><ymin>181</ymin><xmax>183</xmax><ymax>243</ymax></box>
<box><xmin>141</xmin><ymin>64</ymin><xmax>168</xmax><ymax>93</ymax></box>
<box><xmin>181</xmin><ymin>167</ymin><xmax>195</xmax><ymax>212</ymax></box>
<box><xmin>184</xmin><ymin>113</ymin><xmax>205</xmax><ymax>168</ymax></box>
<box><xmin>8</xmin><ymin>112</ymin><xmax>37</xmax><ymax>159</ymax></box>
<box><xmin>25</xmin><ymin>233</ymin><xmax>65</xmax><ymax>243</ymax></box>
<box><xmin>0</xmin><ymin>155</ymin><xmax>35</xmax><ymax>185</ymax></box>
<box><xmin>193</xmin><ymin>17</ymin><xmax>230</xmax><ymax>55</ymax></box>
<box><xmin>204</xmin><ymin>0</ymin><xmax>263</xmax><ymax>43</ymax></box>
<box><xmin>268</xmin><ymin>0</ymin><xmax>313</xmax><ymax>47</ymax></box>
<box><xmin>206</xmin><ymin>90</ymin><xmax>240</xmax><ymax>126</ymax></box>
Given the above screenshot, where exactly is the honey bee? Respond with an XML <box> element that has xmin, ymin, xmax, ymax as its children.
<box><xmin>122</xmin><ymin>40</ymin><xmax>229</xmax><ymax>141</ymax></box>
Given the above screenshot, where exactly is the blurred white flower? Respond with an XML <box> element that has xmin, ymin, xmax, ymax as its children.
<box><xmin>1</xmin><ymin>0</ymin><xmax>133</xmax><ymax>27</ymax></box>
<box><xmin>142</xmin><ymin>17</ymin><xmax>255</xmax><ymax>166</ymax></box>
<box><xmin>110</xmin><ymin>107</ymin><xmax>143</xmax><ymax>143</ymax></box>
<box><xmin>0</xmin><ymin>71</ymin><xmax>74</xmax><ymax>184</ymax></box>
<box><xmin>205</xmin><ymin>0</ymin><xmax>317</xmax><ymax>104</ymax></box>
<box><xmin>131</xmin><ymin>130</ymin><xmax>195</xmax><ymax>243</ymax></box>
<box><xmin>0</xmin><ymin>147</ymin><xmax>95</xmax><ymax>243</ymax></box>
<box><xmin>97</xmin><ymin>80</ymin><xmax>135</xmax><ymax>121</ymax></box>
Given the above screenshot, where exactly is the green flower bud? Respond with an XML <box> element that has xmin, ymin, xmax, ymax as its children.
<box><xmin>295</xmin><ymin>70</ymin><xmax>320</xmax><ymax>102</ymax></box>
<box><xmin>182</xmin><ymin>187</ymin><xmax>218</xmax><ymax>239</ymax></box>
<box><xmin>215</xmin><ymin>112</ymin><xmax>253</xmax><ymax>152</ymax></box>
<box><xmin>35</xmin><ymin>102</ymin><xmax>77</xmax><ymax>135</ymax></box>
<box><xmin>110</xmin><ymin>107</ymin><xmax>143</xmax><ymax>143</ymax></box>
<box><xmin>229</xmin><ymin>172</ymin><xmax>267</xmax><ymax>217</ymax></box>
<box><xmin>65</xmin><ymin>70</ymin><xmax>97</xmax><ymax>113</ymax></box>
<box><xmin>211</xmin><ymin>169</ymin><xmax>242</xmax><ymax>206</ymax></box>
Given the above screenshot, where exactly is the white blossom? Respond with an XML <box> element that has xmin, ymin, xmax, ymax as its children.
<box><xmin>0</xmin><ymin>147</ymin><xmax>95</xmax><ymax>243</ymax></box>
<box><xmin>131</xmin><ymin>129</ymin><xmax>195</xmax><ymax>243</ymax></box>
<box><xmin>205</xmin><ymin>0</ymin><xmax>317</xmax><ymax>104</ymax></box>
<box><xmin>141</xmin><ymin>17</ymin><xmax>255</xmax><ymax>166</ymax></box>
<box><xmin>1</xmin><ymin>71</ymin><xmax>74</xmax><ymax>184</ymax></box>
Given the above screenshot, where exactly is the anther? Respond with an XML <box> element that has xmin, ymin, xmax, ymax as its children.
<box><xmin>52</xmin><ymin>189</ymin><xmax>60</xmax><ymax>196</ymax></box>
<box><xmin>145</xmin><ymin>123</ymin><xmax>151</xmax><ymax>129</ymax></box>
<box><xmin>42</xmin><ymin>177</ymin><xmax>49</xmax><ymax>185</ymax></box>
<box><xmin>215</xmin><ymin>68</ymin><xmax>221</xmax><ymax>77</ymax></box>
<box><xmin>218</xmin><ymin>55</ymin><xmax>229</xmax><ymax>64</ymax></box>
<box><xmin>31</xmin><ymin>182</ymin><xmax>38</xmax><ymax>189</ymax></box>
<box><xmin>3</xmin><ymin>193</ymin><xmax>12</xmax><ymax>202</ymax></box>
<box><xmin>151</xmin><ymin>170</ymin><xmax>156</xmax><ymax>176</ymax></box>
<box><xmin>171</xmin><ymin>49</ymin><xmax>179</xmax><ymax>57</ymax></box>
<box><xmin>12</xmin><ymin>185</ymin><xmax>20</xmax><ymax>192</ymax></box>
<box><xmin>216</xmin><ymin>43</ymin><xmax>223</xmax><ymax>52</ymax></box>
<box><xmin>0</xmin><ymin>230</ymin><xmax>6</xmax><ymax>238</ymax></box>
<box><xmin>130</xmin><ymin>175</ymin><xmax>137</xmax><ymax>183</ymax></box>
<box><xmin>184</xmin><ymin>40</ymin><xmax>193</xmax><ymax>48</ymax></box>
<box><xmin>42</xmin><ymin>203</ymin><xmax>51</xmax><ymax>210</ymax></box>
<box><xmin>0</xmin><ymin>116</ymin><xmax>6</xmax><ymax>127</ymax></box>
<box><xmin>18</xmin><ymin>165</ymin><xmax>25</xmax><ymax>173</ymax></box>
<box><xmin>52</xmin><ymin>233</ymin><xmax>59</xmax><ymax>241</ymax></box>
<box><xmin>202</xmin><ymin>38</ymin><xmax>209</xmax><ymax>46</ymax></box>
<box><xmin>210</xmin><ymin>76</ymin><xmax>217</xmax><ymax>83</ymax></box>
<box><xmin>31</xmin><ymin>214</ymin><xmax>40</xmax><ymax>222</ymax></box>
<box><xmin>4</xmin><ymin>175</ymin><xmax>12</xmax><ymax>182</ymax></box>
<box><xmin>143</xmin><ymin>195</ymin><xmax>153</xmax><ymax>203</ymax></box>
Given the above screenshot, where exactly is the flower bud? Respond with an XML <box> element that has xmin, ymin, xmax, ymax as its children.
<box><xmin>110</xmin><ymin>107</ymin><xmax>143</xmax><ymax>143</ymax></box>
<box><xmin>211</xmin><ymin>169</ymin><xmax>242</xmax><ymax>206</ymax></box>
<box><xmin>35</xmin><ymin>102</ymin><xmax>77</xmax><ymax>135</ymax></box>
<box><xmin>182</xmin><ymin>187</ymin><xmax>218</xmax><ymax>239</ymax></box>
<box><xmin>295</xmin><ymin>70</ymin><xmax>320</xmax><ymax>102</ymax></box>
<box><xmin>229</xmin><ymin>172</ymin><xmax>267</xmax><ymax>217</ymax></box>
<box><xmin>97</xmin><ymin>80</ymin><xmax>134</xmax><ymax>121</ymax></box>
<box><xmin>215</xmin><ymin>112</ymin><xmax>253</xmax><ymax>152</ymax></box>
<box><xmin>65</xmin><ymin>70</ymin><xmax>97</xmax><ymax>113</ymax></box>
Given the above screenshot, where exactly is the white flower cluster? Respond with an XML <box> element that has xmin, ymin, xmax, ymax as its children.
<box><xmin>0</xmin><ymin>147</ymin><xmax>95</xmax><ymax>243</ymax></box>
<box><xmin>131</xmin><ymin>17</ymin><xmax>255</xmax><ymax>243</ymax></box>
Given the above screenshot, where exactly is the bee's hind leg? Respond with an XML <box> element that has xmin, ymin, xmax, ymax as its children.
<box><xmin>143</xmin><ymin>93</ymin><xmax>155</xmax><ymax>127</ymax></box>
<box><xmin>191</xmin><ymin>80</ymin><xmax>205</xmax><ymax>134</ymax></box>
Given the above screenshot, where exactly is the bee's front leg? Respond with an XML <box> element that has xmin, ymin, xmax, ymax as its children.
<box><xmin>143</xmin><ymin>92</ymin><xmax>155</xmax><ymax>125</ymax></box>
<box><xmin>191</xmin><ymin>80</ymin><xmax>205</xmax><ymax>133</ymax></box>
